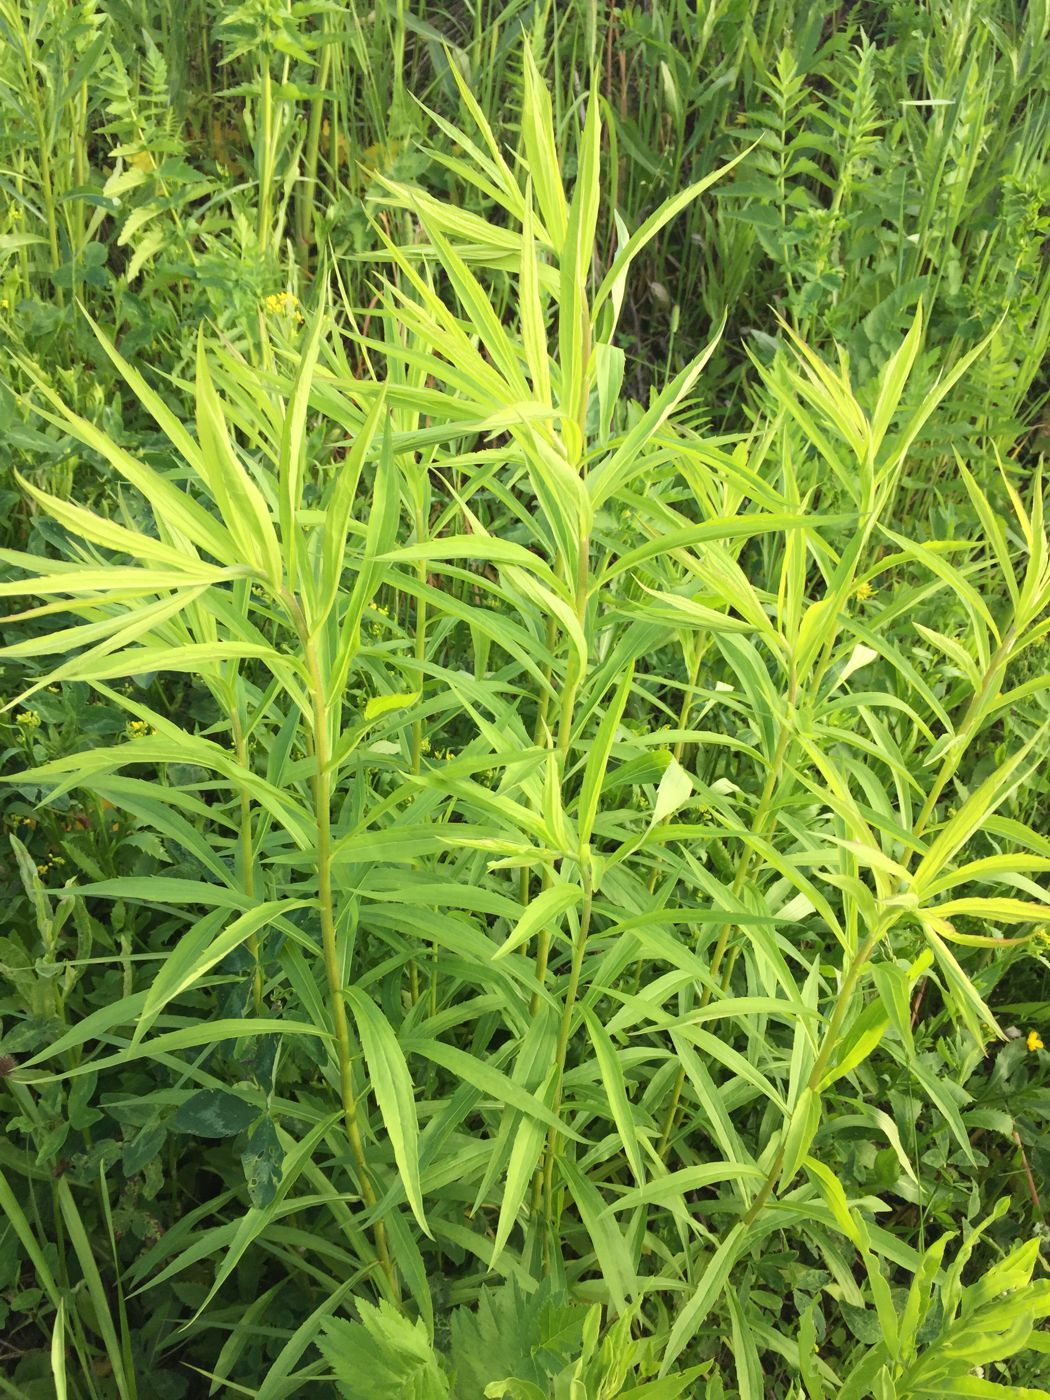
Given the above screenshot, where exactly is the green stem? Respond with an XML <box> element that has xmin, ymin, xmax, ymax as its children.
<box><xmin>300</xmin><ymin>621</ymin><xmax>398</xmax><ymax>1299</ymax></box>
<box><xmin>232</xmin><ymin>710</ymin><xmax>263</xmax><ymax>1014</ymax></box>
<box><xmin>72</xmin><ymin>80</ymin><xmax>88</xmax><ymax>256</ymax></box>
<box><xmin>525</xmin><ymin>618</ymin><xmax>559</xmax><ymax>1013</ymax></box>
<box><xmin>742</xmin><ymin>927</ymin><xmax>882</xmax><ymax>1227</ymax></box>
<box><xmin>409</xmin><ymin>503</ymin><xmax>430</xmax><ymax>1009</ymax></box>
<box><xmin>657</xmin><ymin>713</ymin><xmax>794</xmax><ymax>1160</ymax></box>
<box><xmin>913</xmin><ymin>627</ymin><xmax>1015</xmax><ymax>844</ymax></box>
<box><xmin>531</xmin><ymin>545</ymin><xmax>587</xmax><ymax>1009</ymax></box>
<box><xmin>15</xmin><ymin>158</ymin><xmax>31</xmax><ymax>300</ymax></box>
<box><xmin>528</xmin><ymin>867</ymin><xmax>554</xmax><ymax>1019</ymax></box>
<box><xmin>521</xmin><ymin>618</ymin><xmax>558</xmax><ymax>838</ymax></box>
<box><xmin>23</xmin><ymin>35</ymin><xmax>62</xmax><ymax>302</ymax></box>
<box><xmin>541</xmin><ymin>856</ymin><xmax>593</xmax><ymax>1252</ymax></box>
<box><xmin>297</xmin><ymin>21</ymin><xmax>332</xmax><ymax>261</ymax></box>
<box><xmin>555</xmin><ymin>532</ymin><xmax>591</xmax><ymax>759</ymax></box>
<box><xmin>410</xmin><ymin>516</ymin><xmax>427</xmax><ymax>777</ymax></box>
<box><xmin>258</xmin><ymin>60</ymin><xmax>274</xmax><ymax>260</ymax></box>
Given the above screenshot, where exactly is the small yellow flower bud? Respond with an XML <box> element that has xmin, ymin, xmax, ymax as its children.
<box><xmin>263</xmin><ymin>291</ymin><xmax>304</xmax><ymax>323</ymax></box>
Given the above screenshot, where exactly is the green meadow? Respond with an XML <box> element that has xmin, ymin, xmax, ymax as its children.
<box><xmin>1</xmin><ymin>0</ymin><xmax>1049</xmax><ymax>1393</ymax></box>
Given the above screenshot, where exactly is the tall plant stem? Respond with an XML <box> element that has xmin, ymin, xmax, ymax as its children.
<box><xmin>530</xmin><ymin>536</ymin><xmax>590</xmax><ymax>1014</ymax></box>
<box><xmin>534</xmin><ymin>524</ymin><xmax>591</xmax><ymax>1243</ymax></box>
<box><xmin>555</xmin><ymin>530</ymin><xmax>591</xmax><ymax>759</ymax></box>
<box><xmin>72</xmin><ymin>80</ymin><xmax>88</xmax><ymax>255</ymax></box>
<box><xmin>20</xmin><ymin>30</ymin><xmax>62</xmax><ymax>303</ymax></box>
<box><xmin>541</xmin><ymin>856</ymin><xmax>593</xmax><ymax>1257</ymax></box>
<box><xmin>231</xmin><ymin>711</ymin><xmax>263</xmax><ymax>1014</ymax></box>
<box><xmin>407</xmin><ymin>501</ymin><xmax>430</xmax><ymax>1011</ymax></box>
<box><xmin>297</xmin><ymin>18</ymin><xmax>332</xmax><ymax>262</ymax></box>
<box><xmin>657</xmin><ymin>713</ymin><xmax>794</xmax><ymax>1160</ymax></box>
<box><xmin>391</xmin><ymin>0</ymin><xmax>406</xmax><ymax>128</ymax></box>
<box><xmin>299</xmin><ymin>621</ymin><xmax>398</xmax><ymax>1299</ymax></box>
<box><xmin>628</xmin><ymin>640</ymin><xmax>706</xmax><ymax>999</ymax></box>
<box><xmin>410</xmin><ymin>515</ymin><xmax>428</xmax><ymax>777</ymax></box>
<box><xmin>15</xmin><ymin>160</ymin><xmax>31</xmax><ymax>300</ymax></box>
<box><xmin>258</xmin><ymin>60</ymin><xmax>274</xmax><ymax>261</ymax></box>
<box><xmin>742</xmin><ymin>926</ymin><xmax>882</xmax><ymax>1227</ymax></box>
<box><xmin>912</xmin><ymin>625</ymin><xmax>1016</xmax><ymax>845</ymax></box>
<box><xmin>525</xmin><ymin>615</ymin><xmax>560</xmax><ymax>1016</ymax></box>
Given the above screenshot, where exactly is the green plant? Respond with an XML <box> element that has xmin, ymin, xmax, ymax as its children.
<box><xmin>2</xmin><ymin>9</ymin><xmax>1050</xmax><ymax>1398</ymax></box>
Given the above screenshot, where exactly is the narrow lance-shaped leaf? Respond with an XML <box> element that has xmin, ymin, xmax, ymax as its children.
<box><xmin>195</xmin><ymin>331</ymin><xmax>283</xmax><ymax>584</ymax></box>
<box><xmin>345</xmin><ymin>986</ymin><xmax>430</xmax><ymax>1236</ymax></box>
<box><xmin>279</xmin><ymin>290</ymin><xmax>328</xmax><ymax>594</ymax></box>
<box><xmin>492</xmin><ymin>880</ymin><xmax>582</xmax><ymax>960</ymax></box>
<box><xmin>581</xmin><ymin>1005</ymin><xmax>646</xmax><ymax>1187</ymax></box>
<box><xmin>577</xmin><ymin>661</ymin><xmax>635</xmax><ymax>845</ymax></box>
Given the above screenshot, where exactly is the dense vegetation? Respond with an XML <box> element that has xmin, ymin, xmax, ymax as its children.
<box><xmin>2</xmin><ymin>0</ymin><xmax>1050</xmax><ymax>1394</ymax></box>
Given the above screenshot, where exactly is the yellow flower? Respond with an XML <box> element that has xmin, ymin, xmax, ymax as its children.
<box><xmin>1027</xmin><ymin>1030</ymin><xmax>1044</xmax><ymax>1052</ymax></box>
<box><xmin>263</xmin><ymin>291</ymin><xmax>304</xmax><ymax>323</ymax></box>
<box><xmin>853</xmin><ymin>580</ymin><xmax>877</xmax><ymax>602</ymax></box>
<box><xmin>15</xmin><ymin>710</ymin><xmax>40</xmax><ymax>729</ymax></box>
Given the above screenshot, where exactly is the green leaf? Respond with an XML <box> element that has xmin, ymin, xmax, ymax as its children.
<box><xmin>491</xmin><ymin>1070</ymin><xmax>553</xmax><ymax>1266</ymax></box>
<box><xmin>576</xmin><ymin>662</ymin><xmax>635</xmax><ymax>846</ymax></box>
<box><xmin>520</xmin><ymin>46</ymin><xmax>567</xmax><ymax>246</ymax></box>
<box><xmin>492</xmin><ymin>881</ymin><xmax>582</xmax><ymax>960</ymax></box>
<box><xmin>318</xmin><ymin>1303</ymin><xmax>449</xmax><ymax>1400</ymax></box>
<box><xmin>172</xmin><ymin>1089</ymin><xmax>258</xmax><ymax>1138</ymax></box>
<box><xmin>593</xmin><ymin>150</ymin><xmax>754</xmax><ymax>318</ymax></box>
<box><xmin>364</xmin><ymin>691</ymin><xmax>421</xmax><ymax>723</ymax></box>
<box><xmin>661</xmin><ymin>1223</ymin><xmax>749</xmax><ymax>1375</ymax></box>
<box><xmin>240</xmin><ymin>1117</ymin><xmax>283</xmax><ymax>1208</ymax></box>
<box><xmin>580</xmin><ymin>1005</ymin><xmax>646</xmax><ymax>1187</ymax></box>
<box><xmin>604</xmin><ymin>1162</ymin><xmax>765</xmax><ymax>1213</ymax></box>
<box><xmin>345</xmin><ymin>986</ymin><xmax>429</xmax><ymax>1236</ymax></box>
<box><xmin>137</xmin><ymin>899</ymin><xmax>311</xmax><ymax>1041</ymax></box>
<box><xmin>195</xmin><ymin>330</ymin><xmax>283</xmax><ymax>584</ymax></box>
<box><xmin>778</xmin><ymin>1087</ymin><xmax>822</xmax><ymax>1188</ymax></box>
<box><xmin>650</xmin><ymin>756</ymin><xmax>693</xmax><ymax>828</ymax></box>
